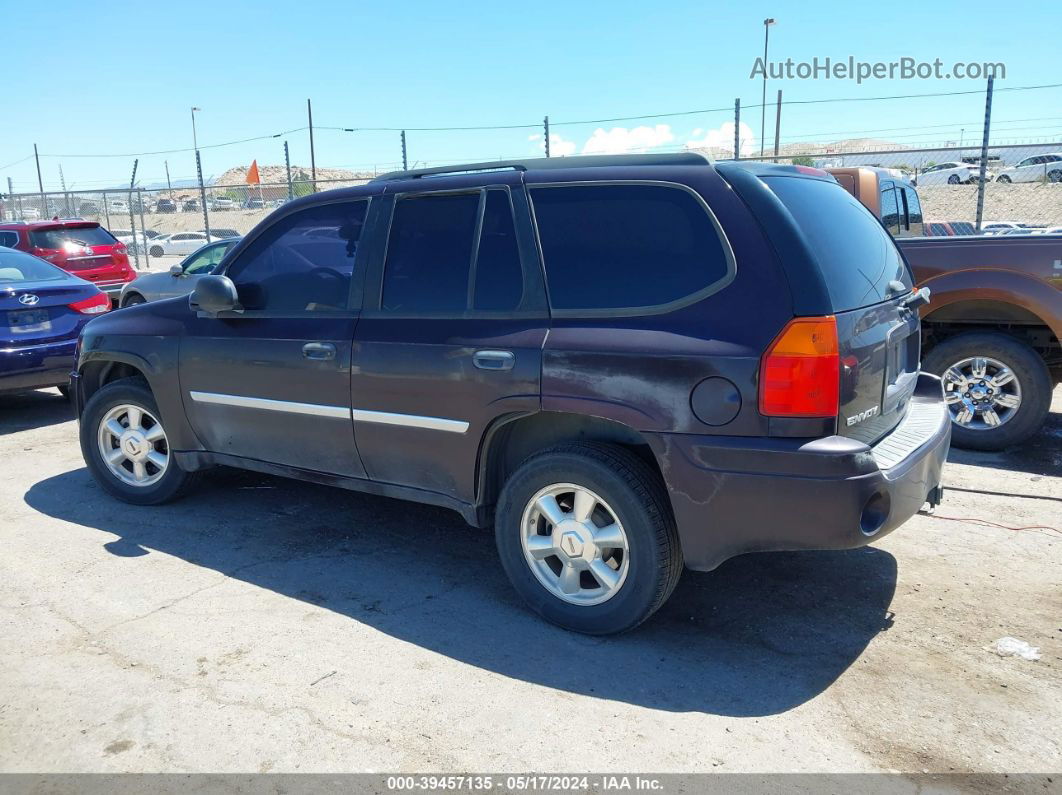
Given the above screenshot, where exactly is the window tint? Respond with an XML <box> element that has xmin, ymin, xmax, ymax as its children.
<box><xmin>382</xmin><ymin>193</ymin><xmax>479</xmax><ymax>312</ymax></box>
<box><xmin>903</xmin><ymin>187</ymin><xmax>923</xmax><ymax>226</ymax></box>
<box><xmin>879</xmin><ymin>185</ymin><xmax>900</xmax><ymax>233</ymax></box>
<box><xmin>473</xmin><ymin>191</ymin><xmax>523</xmax><ymax>311</ymax></box>
<box><xmin>951</xmin><ymin>222</ymin><xmax>975</xmax><ymax>236</ymax></box>
<box><xmin>530</xmin><ymin>184</ymin><xmax>730</xmax><ymax>311</ymax></box>
<box><xmin>226</xmin><ymin>200</ymin><xmax>368</xmax><ymax>312</ymax></box>
<box><xmin>29</xmin><ymin>225</ymin><xmax>116</xmax><ymax>249</ymax></box>
<box><xmin>765</xmin><ymin>176</ymin><xmax>912</xmax><ymax>310</ymax></box>
<box><xmin>0</xmin><ymin>231</ymin><xmax>18</xmax><ymax>248</ymax></box>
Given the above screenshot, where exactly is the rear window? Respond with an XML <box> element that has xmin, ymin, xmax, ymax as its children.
<box><xmin>530</xmin><ymin>183</ymin><xmax>732</xmax><ymax>312</ymax></box>
<box><xmin>765</xmin><ymin>176</ymin><xmax>912</xmax><ymax>310</ymax></box>
<box><xmin>29</xmin><ymin>225</ymin><xmax>117</xmax><ymax>249</ymax></box>
<box><xmin>0</xmin><ymin>249</ymin><xmax>65</xmax><ymax>282</ymax></box>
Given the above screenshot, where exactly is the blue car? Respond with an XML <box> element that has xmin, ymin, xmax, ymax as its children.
<box><xmin>0</xmin><ymin>247</ymin><xmax>111</xmax><ymax>395</ymax></box>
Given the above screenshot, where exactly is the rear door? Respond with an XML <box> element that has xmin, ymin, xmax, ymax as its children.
<box><xmin>179</xmin><ymin>197</ymin><xmax>372</xmax><ymax>476</ymax></box>
<box><xmin>764</xmin><ymin>176</ymin><xmax>919</xmax><ymax>444</ymax></box>
<box><xmin>350</xmin><ymin>175</ymin><xmax>548</xmax><ymax>503</ymax></box>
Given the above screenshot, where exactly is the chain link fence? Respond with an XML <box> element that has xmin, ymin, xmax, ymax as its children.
<box><xmin>1</xmin><ymin>143</ymin><xmax>1059</xmax><ymax>273</ymax></box>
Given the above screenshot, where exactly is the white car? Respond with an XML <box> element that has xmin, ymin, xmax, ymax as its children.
<box><xmin>209</xmin><ymin>197</ymin><xmax>236</xmax><ymax>211</ymax></box>
<box><xmin>995</xmin><ymin>153</ymin><xmax>1062</xmax><ymax>183</ymax></box>
<box><xmin>110</xmin><ymin>199</ymin><xmax>129</xmax><ymax>213</ymax></box>
<box><xmin>147</xmin><ymin>231</ymin><xmax>213</xmax><ymax>257</ymax></box>
<box><xmin>915</xmin><ymin>162</ymin><xmax>990</xmax><ymax>186</ymax></box>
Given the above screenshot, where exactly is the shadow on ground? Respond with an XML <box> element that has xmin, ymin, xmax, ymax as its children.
<box><xmin>947</xmin><ymin>407</ymin><xmax>1061</xmax><ymax>478</ymax></box>
<box><xmin>0</xmin><ymin>389</ymin><xmax>73</xmax><ymax>436</ymax></box>
<box><xmin>25</xmin><ymin>466</ymin><xmax>898</xmax><ymax>717</ymax></box>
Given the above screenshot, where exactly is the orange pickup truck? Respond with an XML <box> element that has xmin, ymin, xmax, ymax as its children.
<box><xmin>829</xmin><ymin>166</ymin><xmax>1061</xmax><ymax>451</ymax></box>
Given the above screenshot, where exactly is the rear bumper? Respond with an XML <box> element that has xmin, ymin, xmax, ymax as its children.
<box><xmin>0</xmin><ymin>337</ymin><xmax>77</xmax><ymax>392</ymax></box>
<box><xmin>649</xmin><ymin>373</ymin><xmax>951</xmax><ymax>571</ymax></box>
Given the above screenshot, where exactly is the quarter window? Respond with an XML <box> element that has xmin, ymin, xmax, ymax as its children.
<box><xmin>530</xmin><ymin>183</ymin><xmax>731</xmax><ymax>312</ymax></box>
<box><xmin>0</xmin><ymin>231</ymin><xmax>18</xmax><ymax>248</ymax></box>
<box><xmin>225</xmin><ymin>200</ymin><xmax>368</xmax><ymax>312</ymax></box>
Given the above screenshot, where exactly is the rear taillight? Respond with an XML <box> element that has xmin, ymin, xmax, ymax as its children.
<box><xmin>32</xmin><ymin>246</ymin><xmax>60</xmax><ymax>261</ymax></box>
<box><xmin>759</xmin><ymin>316</ymin><xmax>840</xmax><ymax>417</ymax></box>
<box><xmin>68</xmin><ymin>292</ymin><xmax>111</xmax><ymax>315</ymax></box>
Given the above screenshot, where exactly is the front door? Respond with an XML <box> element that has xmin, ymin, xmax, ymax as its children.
<box><xmin>351</xmin><ymin>178</ymin><xmax>548</xmax><ymax>503</ymax></box>
<box><xmin>179</xmin><ymin>195</ymin><xmax>373</xmax><ymax>477</ymax></box>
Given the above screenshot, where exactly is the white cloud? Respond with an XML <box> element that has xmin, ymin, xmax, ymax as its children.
<box><xmin>581</xmin><ymin>124</ymin><xmax>675</xmax><ymax>155</ymax></box>
<box><xmin>684</xmin><ymin>121</ymin><xmax>757</xmax><ymax>157</ymax></box>
<box><xmin>527</xmin><ymin>133</ymin><xmax>541</xmax><ymax>142</ymax></box>
<box><xmin>549</xmin><ymin>134</ymin><xmax>577</xmax><ymax>156</ymax></box>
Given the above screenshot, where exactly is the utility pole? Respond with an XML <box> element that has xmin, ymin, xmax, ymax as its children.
<box><xmin>5</xmin><ymin>177</ymin><xmax>12</xmax><ymax>222</ymax></box>
<box><xmin>401</xmin><ymin>130</ymin><xmax>408</xmax><ymax>171</ymax></box>
<box><xmin>307</xmin><ymin>98</ymin><xmax>317</xmax><ymax>192</ymax></box>
<box><xmin>734</xmin><ymin>98</ymin><xmax>741</xmax><ymax>159</ymax></box>
<box><xmin>974</xmin><ymin>76</ymin><xmax>995</xmax><ymax>233</ymax></box>
<box><xmin>284</xmin><ymin>140</ymin><xmax>293</xmax><ymax>201</ymax></box>
<box><xmin>165</xmin><ymin>160</ymin><xmax>173</xmax><ymax>199</ymax></box>
<box><xmin>773</xmin><ymin>89</ymin><xmax>782</xmax><ymax>159</ymax></box>
<box><xmin>128</xmin><ymin>159</ymin><xmax>140</xmax><ymax>269</ymax></box>
<box><xmin>196</xmin><ymin>151</ymin><xmax>210</xmax><ymax>241</ymax></box>
<box><xmin>760</xmin><ymin>18</ymin><xmax>776</xmax><ymax>158</ymax></box>
<box><xmin>544</xmin><ymin>116</ymin><xmax>551</xmax><ymax>158</ymax></box>
<box><xmin>58</xmin><ymin>164</ymin><xmax>68</xmax><ymax>216</ymax></box>
<box><xmin>34</xmin><ymin>144</ymin><xmax>45</xmax><ymax>217</ymax></box>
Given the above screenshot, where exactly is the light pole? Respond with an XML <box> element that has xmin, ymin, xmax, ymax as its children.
<box><xmin>760</xmin><ymin>18</ymin><xmax>776</xmax><ymax>158</ymax></box>
<box><xmin>190</xmin><ymin>107</ymin><xmax>201</xmax><ymax>151</ymax></box>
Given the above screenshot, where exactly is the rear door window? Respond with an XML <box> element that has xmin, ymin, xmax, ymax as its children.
<box><xmin>29</xmin><ymin>225</ymin><xmax>117</xmax><ymax>249</ymax></box>
<box><xmin>0</xmin><ymin>231</ymin><xmax>19</xmax><ymax>248</ymax></box>
<box><xmin>530</xmin><ymin>183</ymin><xmax>732</xmax><ymax>312</ymax></box>
<box><xmin>765</xmin><ymin>176</ymin><xmax>912</xmax><ymax>310</ymax></box>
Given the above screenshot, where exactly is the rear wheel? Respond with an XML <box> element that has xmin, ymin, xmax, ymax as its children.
<box><xmin>923</xmin><ymin>332</ymin><xmax>1051</xmax><ymax>451</ymax></box>
<box><xmin>80</xmin><ymin>378</ymin><xmax>199</xmax><ymax>504</ymax></box>
<box><xmin>996</xmin><ymin>175</ymin><xmax>1012</xmax><ymax>184</ymax></box>
<box><xmin>947</xmin><ymin>174</ymin><xmax>960</xmax><ymax>184</ymax></box>
<box><xmin>1048</xmin><ymin>169</ymin><xmax>1062</xmax><ymax>183</ymax></box>
<box><xmin>149</xmin><ymin>246</ymin><xmax>164</xmax><ymax>257</ymax></box>
<box><xmin>495</xmin><ymin>443</ymin><xmax>681</xmax><ymax>634</ymax></box>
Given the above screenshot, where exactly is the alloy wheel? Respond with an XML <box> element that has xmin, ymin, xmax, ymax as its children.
<box><xmin>520</xmin><ymin>483</ymin><xmax>630</xmax><ymax>606</ymax></box>
<box><xmin>941</xmin><ymin>356</ymin><xmax>1022</xmax><ymax>431</ymax></box>
<box><xmin>96</xmin><ymin>403</ymin><xmax>170</xmax><ymax>486</ymax></box>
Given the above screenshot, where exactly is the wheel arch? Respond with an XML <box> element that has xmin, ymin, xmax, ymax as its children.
<box><xmin>474</xmin><ymin>411</ymin><xmax>664</xmax><ymax>525</ymax></box>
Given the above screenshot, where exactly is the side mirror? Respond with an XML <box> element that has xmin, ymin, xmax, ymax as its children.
<box><xmin>189</xmin><ymin>275</ymin><xmax>240</xmax><ymax>315</ymax></box>
<box><xmin>169</xmin><ymin>264</ymin><xmax>184</xmax><ymax>277</ymax></box>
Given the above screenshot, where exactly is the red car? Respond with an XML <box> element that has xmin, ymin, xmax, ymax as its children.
<box><xmin>0</xmin><ymin>220</ymin><xmax>136</xmax><ymax>301</ymax></box>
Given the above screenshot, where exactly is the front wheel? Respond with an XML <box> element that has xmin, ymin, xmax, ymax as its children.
<box><xmin>149</xmin><ymin>246</ymin><xmax>164</xmax><ymax>257</ymax></box>
<box><xmin>996</xmin><ymin>175</ymin><xmax>1012</xmax><ymax>184</ymax></box>
<box><xmin>495</xmin><ymin>443</ymin><xmax>682</xmax><ymax>635</ymax></box>
<box><xmin>947</xmin><ymin>174</ymin><xmax>960</xmax><ymax>184</ymax></box>
<box><xmin>121</xmin><ymin>293</ymin><xmax>146</xmax><ymax>308</ymax></box>
<box><xmin>80</xmin><ymin>377</ymin><xmax>199</xmax><ymax>504</ymax></box>
<box><xmin>1048</xmin><ymin>169</ymin><xmax>1062</xmax><ymax>183</ymax></box>
<box><xmin>922</xmin><ymin>332</ymin><xmax>1051</xmax><ymax>451</ymax></box>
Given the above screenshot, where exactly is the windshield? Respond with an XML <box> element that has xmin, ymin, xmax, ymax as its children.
<box><xmin>765</xmin><ymin>176</ymin><xmax>913</xmax><ymax>310</ymax></box>
<box><xmin>0</xmin><ymin>249</ymin><xmax>66</xmax><ymax>283</ymax></box>
<box><xmin>29</xmin><ymin>225</ymin><xmax>117</xmax><ymax>249</ymax></box>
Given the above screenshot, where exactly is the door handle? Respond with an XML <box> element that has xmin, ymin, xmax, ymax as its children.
<box><xmin>302</xmin><ymin>342</ymin><xmax>336</xmax><ymax>361</ymax></box>
<box><xmin>473</xmin><ymin>350</ymin><xmax>515</xmax><ymax>371</ymax></box>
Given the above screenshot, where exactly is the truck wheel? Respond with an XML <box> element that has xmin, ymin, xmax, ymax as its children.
<box><xmin>922</xmin><ymin>332</ymin><xmax>1051</xmax><ymax>451</ymax></box>
<box><xmin>495</xmin><ymin>442</ymin><xmax>681</xmax><ymax>635</ymax></box>
<box><xmin>80</xmin><ymin>377</ymin><xmax>199</xmax><ymax>505</ymax></box>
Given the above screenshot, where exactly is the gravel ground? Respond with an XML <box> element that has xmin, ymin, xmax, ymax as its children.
<box><xmin>0</xmin><ymin>388</ymin><xmax>1058</xmax><ymax>775</ymax></box>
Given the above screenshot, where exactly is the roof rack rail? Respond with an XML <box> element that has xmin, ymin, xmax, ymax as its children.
<box><xmin>371</xmin><ymin>151</ymin><xmax>714</xmax><ymax>182</ymax></box>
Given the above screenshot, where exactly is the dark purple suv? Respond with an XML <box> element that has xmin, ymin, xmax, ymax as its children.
<box><xmin>71</xmin><ymin>153</ymin><xmax>950</xmax><ymax>634</ymax></box>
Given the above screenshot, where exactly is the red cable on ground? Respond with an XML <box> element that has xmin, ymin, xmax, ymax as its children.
<box><xmin>922</xmin><ymin>513</ymin><xmax>1060</xmax><ymax>536</ymax></box>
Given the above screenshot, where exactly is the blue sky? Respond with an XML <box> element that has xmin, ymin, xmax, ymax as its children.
<box><xmin>1</xmin><ymin>0</ymin><xmax>1059</xmax><ymax>191</ymax></box>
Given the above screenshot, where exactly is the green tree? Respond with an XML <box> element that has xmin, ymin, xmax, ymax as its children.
<box><xmin>791</xmin><ymin>156</ymin><xmax>815</xmax><ymax>167</ymax></box>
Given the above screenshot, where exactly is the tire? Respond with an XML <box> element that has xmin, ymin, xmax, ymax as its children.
<box><xmin>56</xmin><ymin>384</ymin><xmax>70</xmax><ymax>399</ymax></box>
<box><xmin>80</xmin><ymin>377</ymin><xmax>199</xmax><ymax>505</ymax></box>
<box><xmin>495</xmin><ymin>442</ymin><xmax>682</xmax><ymax>635</ymax></box>
<box><xmin>121</xmin><ymin>293</ymin><xmax>146</xmax><ymax>308</ymax></box>
<box><xmin>996</xmin><ymin>175</ymin><xmax>1012</xmax><ymax>184</ymax></box>
<box><xmin>1048</xmin><ymin>169</ymin><xmax>1062</xmax><ymax>183</ymax></box>
<box><xmin>947</xmin><ymin>174</ymin><xmax>960</xmax><ymax>184</ymax></box>
<box><xmin>149</xmin><ymin>246</ymin><xmax>164</xmax><ymax>258</ymax></box>
<box><xmin>922</xmin><ymin>332</ymin><xmax>1051</xmax><ymax>451</ymax></box>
